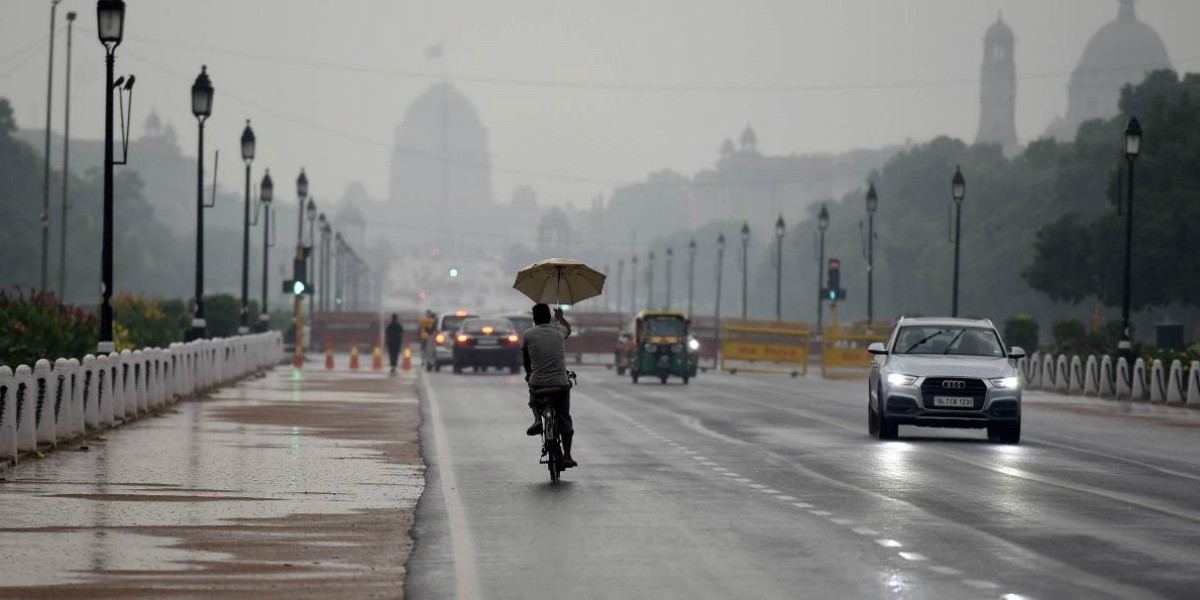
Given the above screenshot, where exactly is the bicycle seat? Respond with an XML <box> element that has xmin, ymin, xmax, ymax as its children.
<box><xmin>533</xmin><ymin>387</ymin><xmax>564</xmax><ymax>397</ymax></box>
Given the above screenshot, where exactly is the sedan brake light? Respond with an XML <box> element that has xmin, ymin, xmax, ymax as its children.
<box><xmin>508</xmin><ymin>333</ymin><xmax>519</xmax><ymax>343</ymax></box>
<box><xmin>456</xmin><ymin>334</ymin><xmax>470</xmax><ymax>344</ymax></box>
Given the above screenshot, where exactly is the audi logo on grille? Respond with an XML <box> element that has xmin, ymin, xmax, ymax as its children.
<box><xmin>942</xmin><ymin>380</ymin><xmax>967</xmax><ymax>389</ymax></box>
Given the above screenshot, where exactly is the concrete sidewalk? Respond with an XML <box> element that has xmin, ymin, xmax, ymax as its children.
<box><xmin>0</xmin><ymin>364</ymin><xmax>423</xmax><ymax>599</ymax></box>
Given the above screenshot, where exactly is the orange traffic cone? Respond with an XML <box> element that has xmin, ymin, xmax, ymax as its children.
<box><xmin>401</xmin><ymin>344</ymin><xmax>412</xmax><ymax>371</ymax></box>
<box><xmin>350</xmin><ymin>343</ymin><xmax>360</xmax><ymax>371</ymax></box>
<box><xmin>372</xmin><ymin>343</ymin><xmax>383</xmax><ymax>371</ymax></box>
<box><xmin>325</xmin><ymin>341</ymin><xmax>335</xmax><ymax>370</ymax></box>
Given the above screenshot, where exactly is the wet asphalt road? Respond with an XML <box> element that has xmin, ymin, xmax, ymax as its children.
<box><xmin>408</xmin><ymin>365</ymin><xmax>1200</xmax><ymax>600</ymax></box>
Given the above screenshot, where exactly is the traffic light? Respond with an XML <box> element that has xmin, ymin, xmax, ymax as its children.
<box><xmin>283</xmin><ymin>256</ymin><xmax>314</xmax><ymax>296</ymax></box>
<box><xmin>823</xmin><ymin>258</ymin><xmax>847</xmax><ymax>301</ymax></box>
<box><xmin>448</xmin><ymin>267</ymin><xmax>459</xmax><ymax>278</ymax></box>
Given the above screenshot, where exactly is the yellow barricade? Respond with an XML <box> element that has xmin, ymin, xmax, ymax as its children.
<box><xmin>821</xmin><ymin>323</ymin><xmax>893</xmax><ymax>379</ymax></box>
<box><xmin>720</xmin><ymin>319</ymin><xmax>810</xmax><ymax>377</ymax></box>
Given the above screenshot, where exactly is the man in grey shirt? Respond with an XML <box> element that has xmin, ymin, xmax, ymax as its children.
<box><xmin>522</xmin><ymin>303</ymin><xmax>576</xmax><ymax>468</ymax></box>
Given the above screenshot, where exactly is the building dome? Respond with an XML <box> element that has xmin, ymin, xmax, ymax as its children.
<box><xmin>388</xmin><ymin>82</ymin><xmax>493</xmax><ymax>227</ymax></box>
<box><xmin>984</xmin><ymin>14</ymin><xmax>1013</xmax><ymax>43</ymax></box>
<box><xmin>1046</xmin><ymin>0</ymin><xmax>1171</xmax><ymax>140</ymax></box>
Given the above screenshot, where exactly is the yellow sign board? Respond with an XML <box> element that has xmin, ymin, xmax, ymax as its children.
<box><xmin>821</xmin><ymin>323</ymin><xmax>893</xmax><ymax>379</ymax></box>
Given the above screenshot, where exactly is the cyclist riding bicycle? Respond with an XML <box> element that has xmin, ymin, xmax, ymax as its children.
<box><xmin>522</xmin><ymin>303</ymin><xmax>577</xmax><ymax>469</ymax></box>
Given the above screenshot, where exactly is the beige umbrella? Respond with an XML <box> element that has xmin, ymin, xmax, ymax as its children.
<box><xmin>513</xmin><ymin>258</ymin><xmax>606</xmax><ymax>306</ymax></box>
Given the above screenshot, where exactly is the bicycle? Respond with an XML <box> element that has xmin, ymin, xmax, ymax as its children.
<box><xmin>534</xmin><ymin>371</ymin><xmax>576</xmax><ymax>483</ymax></box>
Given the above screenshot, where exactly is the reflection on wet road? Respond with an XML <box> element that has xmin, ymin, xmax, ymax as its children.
<box><xmin>0</xmin><ymin>365</ymin><xmax>423</xmax><ymax>598</ymax></box>
<box><xmin>409</xmin><ymin>365</ymin><xmax>1200</xmax><ymax>599</ymax></box>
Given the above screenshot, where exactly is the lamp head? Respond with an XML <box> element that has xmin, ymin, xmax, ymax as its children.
<box><xmin>190</xmin><ymin>65</ymin><xmax>213</xmax><ymax>119</ymax></box>
<box><xmin>306</xmin><ymin>198</ymin><xmax>316</xmax><ymax>222</ymax></box>
<box><xmin>717</xmin><ymin>232</ymin><xmax>725</xmax><ymax>251</ymax></box>
<box><xmin>240</xmin><ymin>120</ymin><xmax>256</xmax><ymax>162</ymax></box>
<box><xmin>259</xmin><ymin>170</ymin><xmax>273</xmax><ymax>204</ymax></box>
<box><xmin>689</xmin><ymin>238</ymin><xmax>696</xmax><ymax>255</ymax></box>
<box><xmin>952</xmin><ymin>166</ymin><xmax>966</xmax><ymax>203</ymax></box>
<box><xmin>775</xmin><ymin>214</ymin><xmax>785</xmax><ymax>239</ymax></box>
<box><xmin>296</xmin><ymin>168</ymin><xmax>308</xmax><ymax>199</ymax></box>
<box><xmin>740</xmin><ymin>221</ymin><xmax>750</xmax><ymax>243</ymax></box>
<box><xmin>866</xmin><ymin>181</ymin><xmax>878</xmax><ymax>214</ymax></box>
<box><xmin>1124</xmin><ymin>116</ymin><xmax>1142</xmax><ymax>159</ymax></box>
<box><xmin>818</xmin><ymin>205</ymin><xmax>830</xmax><ymax>231</ymax></box>
<box><xmin>96</xmin><ymin>0</ymin><xmax>125</xmax><ymax>46</ymax></box>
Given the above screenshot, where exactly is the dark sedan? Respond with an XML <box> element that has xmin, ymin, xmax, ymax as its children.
<box><xmin>452</xmin><ymin>318</ymin><xmax>522</xmax><ymax>374</ymax></box>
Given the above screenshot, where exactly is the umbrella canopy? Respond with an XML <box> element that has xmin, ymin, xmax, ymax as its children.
<box><xmin>513</xmin><ymin>258</ymin><xmax>606</xmax><ymax>306</ymax></box>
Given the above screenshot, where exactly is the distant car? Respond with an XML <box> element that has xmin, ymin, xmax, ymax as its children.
<box><xmin>423</xmin><ymin>311</ymin><xmax>478</xmax><ymax>372</ymax></box>
<box><xmin>499</xmin><ymin>313</ymin><xmax>535</xmax><ymax>340</ymax></box>
<box><xmin>868</xmin><ymin>317</ymin><xmax>1025</xmax><ymax>443</ymax></box>
<box><xmin>452</xmin><ymin>318</ymin><xmax>522</xmax><ymax>374</ymax></box>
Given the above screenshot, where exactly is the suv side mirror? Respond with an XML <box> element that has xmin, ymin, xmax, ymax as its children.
<box><xmin>1009</xmin><ymin>346</ymin><xmax>1026</xmax><ymax>359</ymax></box>
<box><xmin>868</xmin><ymin>342</ymin><xmax>887</xmax><ymax>355</ymax></box>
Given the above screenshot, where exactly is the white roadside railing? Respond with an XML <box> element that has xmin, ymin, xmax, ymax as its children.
<box><xmin>0</xmin><ymin>332</ymin><xmax>284</xmax><ymax>463</ymax></box>
<box><xmin>1017</xmin><ymin>350</ymin><xmax>1199</xmax><ymax>407</ymax></box>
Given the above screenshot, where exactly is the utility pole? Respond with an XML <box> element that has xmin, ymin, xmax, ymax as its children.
<box><xmin>41</xmin><ymin>0</ymin><xmax>62</xmax><ymax>292</ymax></box>
<box><xmin>58</xmin><ymin>10</ymin><xmax>75</xmax><ymax>299</ymax></box>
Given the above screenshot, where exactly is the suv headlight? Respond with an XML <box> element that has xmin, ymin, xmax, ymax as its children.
<box><xmin>887</xmin><ymin>374</ymin><xmax>918</xmax><ymax>386</ymax></box>
<box><xmin>990</xmin><ymin>376</ymin><xmax>1020</xmax><ymax>389</ymax></box>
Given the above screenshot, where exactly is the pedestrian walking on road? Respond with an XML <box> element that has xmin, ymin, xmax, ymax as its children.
<box><xmin>386</xmin><ymin>314</ymin><xmax>404</xmax><ymax>375</ymax></box>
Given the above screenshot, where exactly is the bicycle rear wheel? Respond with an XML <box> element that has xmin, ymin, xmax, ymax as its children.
<box><xmin>543</xmin><ymin>409</ymin><xmax>560</xmax><ymax>482</ymax></box>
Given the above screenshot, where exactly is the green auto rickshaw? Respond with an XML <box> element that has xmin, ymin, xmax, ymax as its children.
<box><xmin>627</xmin><ymin>310</ymin><xmax>691</xmax><ymax>385</ymax></box>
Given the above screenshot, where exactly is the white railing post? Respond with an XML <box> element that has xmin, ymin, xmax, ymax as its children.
<box><xmin>1115</xmin><ymin>357</ymin><xmax>1131</xmax><ymax>399</ymax></box>
<box><xmin>1068</xmin><ymin>356</ymin><xmax>1083</xmax><ymax>394</ymax></box>
<box><xmin>81</xmin><ymin>355</ymin><xmax>99</xmax><ymax>427</ymax></box>
<box><xmin>14</xmin><ymin>365</ymin><xmax>37</xmax><ymax>452</ymax></box>
<box><xmin>1187</xmin><ymin>361</ymin><xmax>1200</xmax><ymax>407</ymax></box>
<box><xmin>1166</xmin><ymin>360</ymin><xmax>1185</xmax><ymax>405</ymax></box>
<box><xmin>1055</xmin><ymin>355</ymin><xmax>1070</xmax><ymax>393</ymax></box>
<box><xmin>1150</xmin><ymin>359</ymin><xmax>1166</xmax><ymax>403</ymax></box>
<box><xmin>1132</xmin><ymin>358</ymin><xmax>1148</xmax><ymax>401</ymax></box>
<box><xmin>1041</xmin><ymin>353</ymin><xmax>1056</xmax><ymax>391</ymax></box>
<box><xmin>0</xmin><ymin>367</ymin><xmax>15</xmax><ymax>460</ymax></box>
<box><xmin>1084</xmin><ymin>356</ymin><xmax>1099</xmax><ymax>396</ymax></box>
<box><xmin>33</xmin><ymin>359</ymin><xmax>57</xmax><ymax>447</ymax></box>
<box><xmin>53</xmin><ymin>358</ymin><xmax>74</xmax><ymax>440</ymax></box>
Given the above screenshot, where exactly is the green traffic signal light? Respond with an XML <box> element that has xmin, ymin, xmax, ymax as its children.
<box><xmin>828</xmin><ymin>289</ymin><xmax>836</xmax><ymax>300</ymax></box>
<box><xmin>293</xmin><ymin>280</ymin><xmax>307</xmax><ymax>295</ymax></box>
<box><xmin>449</xmin><ymin>268</ymin><xmax>459</xmax><ymax>278</ymax></box>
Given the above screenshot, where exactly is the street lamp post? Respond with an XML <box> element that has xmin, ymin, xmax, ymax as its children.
<box><xmin>816</xmin><ymin>205</ymin><xmax>829</xmax><ymax>335</ymax></box>
<box><xmin>866</xmin><ymin>182</ymin><xmax>878</xmax><ymax>325</ymax></box>
<box><xmin>740</xmin><ymin>222</ymin><xmax>750</xmax><ymax>319</ymax></box>
<box><xmin>631</xmin><ymin>255</ymin><xmax>638</xmax><ymax>316</ymax></box>
<box><xmin>951</xmin><ymin>166</ymin><xmax>966</xmax><ymax>318</ymax></box>
<box><xmin>775</xmin><ymin>215</ymin><xmax>785</xmax><ymax>320</ymax></box>
<box><xmin>41</xmin><ymin>0</ymin><xmax>62</xmax><ymax>293</ymax></box>
<box><xmin>334</xmin><ymin>233</ymin><xmax>344</xmax><ymax>311</ymax></box>
<box><xmin>647</xmin><ymin>251</ymin><xmax>655</xmax><ymax>311</ymax></box>
<box><xmin>665</xmin><ymin>247</ymin><xmax>673</xmax><ymax>310</ymax></box>
<box><xmin>715</xmin><ymin>233</ymin><xmax>725</xmax><ymax>365</ymax></box>
<box><xmin>1120</xmin><ymin>116</ymin><xmax>1142</xmax><ymax>356</ymax></box>
<box><xmin>238</xmin><ymin>120</ymin><xmax>255</xmax><ymax>334</ymax></box>
<box><xmin>259</xmin><ymin>171</ymin><xmax>273</xmax><ymax>331</ymax></box>
<box><xmin>293</xmin><ymin>169</ymin><xmax>308</xmax><ymax>363</ymax></box>
<box><xmin>617</xmin><ymin>259</ymin><xmax>624</xmax><ymax>316</ymax></box>
<box><xmin>318</xmin><ymin>215</ymin><xmax>328</xmax><ymax>313</ymax></box>
<box><xmin>306</xmin><ymin>199</ymin><xmax>316</xmax><ymax>327</ymax></box>
<box><xmin>188</xmin><ymin>65</ymin><xmax>214</xmax><ymax>341</ymax></box>
<box><xmin>687</xmin><ymin>238</ymin><xmax>696</xmax><ymax>317</ymax></box>
<box><xmin>58</xmin><ymin>10</ymin><xmax>76</xmax><ymax>300</ymax></box>
<box><xmin>96</xmin><ymin>0</ymin><xmax>125</xmax><ymax>353</ymax></box>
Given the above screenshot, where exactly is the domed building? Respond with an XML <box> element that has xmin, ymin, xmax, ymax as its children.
<box><xmin>1045</xmin><ymin>0</ymin><xmax>1171</xmax><ymax>141</ymax></box>
<box><xmin>388</xmin><ymin>83</ymin><xmax>494</xmax><ymax>229</ymax></box>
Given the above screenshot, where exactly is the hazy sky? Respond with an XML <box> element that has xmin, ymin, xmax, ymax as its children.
<box><xmin>3</xmin><ymin>0</ymin><xmax>1199</xmax><ymax>211</ymax></box>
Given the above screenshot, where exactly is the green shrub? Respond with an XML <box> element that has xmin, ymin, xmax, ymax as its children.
<box><xmin>0</xmin><ymin>287</ymin><xmax>97</xmax><ymax>367</ymax></box>
<box><xmin>1052</xmin><ymin>317</ymin><xmax>1087</xmax><ymax>348</ymax></box>
<box><xmin>113</xmin><ymin>293</ymin><xmax>185</xmax><ymax>349</ymax></box>
<box><xmin>1003</xmin><ymin>314</ymin><xmax>1038</xmax><ymax>352</ymax></box>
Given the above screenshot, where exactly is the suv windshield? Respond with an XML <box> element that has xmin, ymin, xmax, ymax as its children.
<box><xmin>506</xmin><ymin>316</ymin><xmax>534</xmax><ymax>333</ymax></box>
<box><xmin>643</xmin><ymin>317</ymin><xmax>685</xmax><ymax>337</ymax></box>
<box><xmin>463</xmin><ymin>319</ymin><xmax>513</xmax><ymax>334</ymax></box>
<box><xmin>441</xmin><ymin>316</ymin><xmax>472</xmax><ymax>331</ymax></box>
<box><xmin>894</xmin><ymin>326</ymin><xmax>1005</xmax><ymax>357</ymax></box>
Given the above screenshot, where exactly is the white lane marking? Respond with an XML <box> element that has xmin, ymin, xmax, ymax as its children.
<box><xmin>721</xmin><ymin>472</ymin><xmax>740</xmax><ymax>477</ymax></box>
<box><xmin>735</xmin><ymin>478</ymin><xmax>752</xmax><ymax>483</ymax></box>
<box><xmin>928</xmin><ymin>566</ymin><xmax>962</xmax><ymax>576</ymax></box>
<box><xmin>875</xmin><ymin>539</ymin><xmax>903</xmax><ymax>548</ymax></box>
<box><xmin>791</xmin><ymin>503</ymin><xmax>813</xmax><ymax>509</ymax></box>
<box><xmin>963</xmin><ymin>580</ymin><xmax>999</xmax><ymax>590</ymax></box>
<box><xmin>898</xmin><ymin>552</ymin><xmax>927</xmax><ymax>561</ymax></box>
<box><xmin>419</xmin><ymin>375</ymin><xmax>482</xmax><ymax>600</ymax></box>
<box><xmin>691</xmin><ymin>456</ymin><xmax>707</xmax><ymax>461</ymax></box>
<box><xmin>810</xmin><ymin>510</ymin><xmax>832</xmax><ymax>516</ymax></box>
<box><xmin>830</xmin><ymin>518</ymin><xmax>854</xmax><ymax>526</ymax></box>
<box><xmin>747</xmin><ymin>484</ymin><xmax>766</xmax><ymax>489</ymax></box>
<box><xmin>775</xmin><ymin>495</ymin><xmax>796</xmax><ymax>501</ymax></box>
<box><xmin>683</xmin><ymin>450</ymin><xmax>698</xmax><ymax>455</ymax></box>
<box><xmin>701</xmin><ymin>461</ymin><xmax>718</xmax><ymax>466</ymax></box>
<box><xmin>712</xmin><ymin>467</ymin><xmax>727</xmax><ymax>471</ymax></box>
<box><xmin>761</xmin><ymin>489</ymin><xmax>782</xmax><ymax>494</ymax></box>
<box><xmin>852</xmin><ymin>527</ymin><xmax>878</xmax><ymax>536</ymax></box>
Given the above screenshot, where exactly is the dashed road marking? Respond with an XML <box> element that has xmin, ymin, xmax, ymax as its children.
<box><xmin>851</xmin><ymin>527</ymin><xmax>878</xmax><ymax>536</ymax></box>
<box><xmin>775</xmin><ymin>495</ymin><xmax>796</xmax><ymax>501</ymax></box>
<box><xmin>875</xmin><ymin>539</ymin><xmax>903</xmax><ymax>548</ymax></box>
<box><xmin>747</xmin><ymin>483</ymin><xmax>766</xmax><ymax>489</ymax></box>
<box><xmin>791</xmin><ymin>502</ymin><xmax>813</xmax><ymax>509</ymax></box>
<box><xmin>898</xmin><ymin>552</ymin><xmax>927</xmax><ymax>562</ymax></box>
<box><xmin>830</xmin><ymin>518</ymin><xmax>854</xmax><ymax>526</ymax></box>
<box><xmin>721</xmin><ymin>472</ymin><xmax>740</xmax><ymax>477</ymax></box>
<box><xmin>810</xmin><ymin>510</ymin><xmax>832</xmax><ymax>516</ymax></box>
<box><xmin>963</xmin><ymin>580</ymin><xmax>999</xmax><ymax>590</ymax></box>
<box><xmin>928</xmin><ymin>566</ymin><xmax>962</xmax><ymax>576</ymax></box>
<box><xmin>761</xmin><ymin>489</ymin><xmax>781</xmax><ymax>494</ymax></box>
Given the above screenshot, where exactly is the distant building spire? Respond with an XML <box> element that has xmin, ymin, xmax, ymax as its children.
<box><xmin>975</xmin><ymin>15</ymin><xmax>1017</xmax><ymax>148</ymax></box>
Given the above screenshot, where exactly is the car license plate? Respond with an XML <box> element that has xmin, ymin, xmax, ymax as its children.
<box><xmin>933</xmin><ymin>396</ymin><xmax>974</xmax><ymax>408</ymax></box>
<box><xmin>477</xmin><ymin>338</ymin><xmax>498</xmax><ymax>346</ymax></box>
